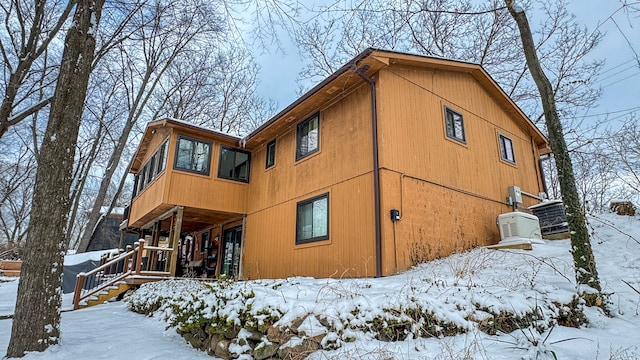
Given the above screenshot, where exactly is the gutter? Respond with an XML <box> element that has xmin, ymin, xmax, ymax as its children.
<box><xmin>353</xmin><ymin>65</ymin><xmax>383</xmax><ymax>278</ymax></box>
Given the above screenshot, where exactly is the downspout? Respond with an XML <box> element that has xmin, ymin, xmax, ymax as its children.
<box><xmin>354</xmin><ymin>65</ymin><xmax>383</xmax><ymax>278</ymax></box>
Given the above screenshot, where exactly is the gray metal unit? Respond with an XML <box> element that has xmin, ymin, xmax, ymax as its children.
<box><xmin>529</xmin><ymin>201</ymin><xmax>569</xmax><ymax>235</ymax></box>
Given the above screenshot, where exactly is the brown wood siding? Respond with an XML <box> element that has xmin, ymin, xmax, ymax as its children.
<box><xmin>164</xmin><ymin>131</ymin><xmax>248</xmax><ymax>214</ymax></box>
<box><xmin>377</xmin><ymin>65</ymin><xmax>545</xmax><ymax>275</ymax></box>
<box><xmin>128</xmin><ymin>174</ymin><xmax>167</xmax><ymax>225</ymax></box>
<box><xmin>243</xmin><ymin>173</ymin><xmax>375</xmax><ymax>279</ymax></box>
<box><xmin>377</xmin><ymin>65</ymin><xmax>542</xmax><ymax>198</ymax></box>
<box><xmin>379</xmin><ymin>169</ymin><xmax>506</xmax><ymax>274</ymax></box>
<box><xmin>243</xmin><ymin>85</ymin><xmax>376</xmax><ymax>279</ymax></box>
<box><xmin>129</xmin><ymin>128</ymin><xmax>248</xmax><ymax>229</ymax></box>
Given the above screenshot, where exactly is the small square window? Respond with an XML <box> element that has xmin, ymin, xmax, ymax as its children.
<box><xmin>296</xmin><ymin>113</ymin><xmax>320</xmax><ymax>160</ymax></box>
<box><xmin>218</xmin><ymin>146</ymin><xmax>251</xmax><ymax>182</ymax></box>
<box><xmin>174</xmin><ymin>135</ymin><xmax>212</xmax><ymax>175</ymax></box>
<box><xmin>296</xmin><ymin>193</ymin><xmax>329</xmax><ymax>244</ymax></box>
<box><xmin>499</xmin><ymin>134</ymin><xmax>516</xmax><ymax>164</ymax></box>
<box><xmin>265</xmin><ymin>139</ymin><xmax>276</xmax><ymax>169</ymax></box>
<box><xmin>445</xmin><ymin>107</ymin><xmax>466</xmax><ymax>143</ymax></box>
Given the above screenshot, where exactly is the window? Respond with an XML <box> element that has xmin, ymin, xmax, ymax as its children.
<box><xmin>137</xmin><ymin>166</ymin><xmax>146</xmax><ymax>195</ymax></box>
<box><xmin>132</xmin><ymin>174</ymin><xmax>139</xmax><ymax>198</ymax></box>
<box><xmin>146</xmin><ymin>153</ymin><xmax>156</xmax><ymax>186</ymax></box>
<box><xmin>296</xmin><ymin>113</ymin><xmax>320</xmax><ymax>160</ymax></box>
<box><xmin>174</xmin><ymin>136</ymin><xmax>212</xmax><ymax>175</ymax></box>
<box><xmin>499</xmin><ymin>134</ymin><xmax>516</xmax><ymax>164</ymax></box>
<box><xmin>156</xmin><ymin>139</ymin><xmax>168</xmax><ymax>174</ymax></box>
<box><xmin>218</xmin><ymin>146</ymin><xmax>251</xmax><ymax>182</ymax></box>
<box><xmin>265</xmin><ymin>139</ymin><xmax>276</xmax><ymax>169</ymax></box>
<box><xmin>445</xmin><ymin>107</ymin><xmax>466</xmax><ymax>143</ymax></box>
<box><xmin>296</xmin><ymin>193</ymin><xmax>329</xmax><ymax>244</ymax></box>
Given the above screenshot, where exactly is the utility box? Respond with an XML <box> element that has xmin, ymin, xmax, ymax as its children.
<box><xmin>529</xmin><ymin>200</ymin><xmax>569</xmax><ymax>237</ymax></box>
<box><xmin>508</xmin><ymin>186</ymin><xmax>523</xmax><ymax>204</ymax></box>
<box><xmin>497</xmin><ymin>212</ymin><xmax>542</xmax><ymax>241</ymax></box>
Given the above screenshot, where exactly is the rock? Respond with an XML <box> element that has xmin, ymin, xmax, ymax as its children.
<box><xmin>238</xmin><ymin>327</ymin><xmax>264</xmax><ymax>342</ymax></box>
<box><xmin>253</xmin><ymin>341</ymin><xmax>279</xmax><ymax>360</ymax></box>
<box><xmin>207</xmin><ymin>335</ymin><xmax>220</xmax><ymax>356</ymax></box>
<box><xmin>223</xmin><ymin>325</ymin><xmax>241</xmax><ymax>340</ymax></box>
<box><xmin>278</xmin><ymin>338</ymin><xmax>320</xmax><ymax>360</ymax></box>
<box><xmin>307</xmin><ymin>333</ymin><xmax>326</xmax><ymax>345</ymax></box>
<box><xmin>266</xmin><ymin>325</ymin><xmax>293</xmax><ymax>344</ymax></box>
<box><xmin>215</xmin><ymin>339</ymin><xmax>232</xmax><ymax>359</ymax></box>
<box><xmin>316</xmin><ymin>315</ymin><xmax>331</xmax><ymax>329</ymax></box>
<box><xmin>188</xmin><ymin>334</ymin><xmax>204</xmax><ymax>350</ymax></box>
<box><xmin>289</xmin><ymin>315</ymin><xmax>308</xmax><ymax>333</ymax></box>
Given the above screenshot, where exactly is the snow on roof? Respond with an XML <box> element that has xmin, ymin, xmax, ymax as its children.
<box><xmin>158</xmin><ymin>118</ymin><xmax>241</xmax><ymax>140</ymax></box>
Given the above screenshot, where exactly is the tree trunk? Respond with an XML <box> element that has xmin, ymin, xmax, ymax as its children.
<box><xmin>6</xmin><ymin>0</ymin><xmax>105</xmax><ymax>357</ymax></box>
<box><xmin>504</xmin><ymin>1</ymin><xmax>602</xmax><ymax>295</ymax></box>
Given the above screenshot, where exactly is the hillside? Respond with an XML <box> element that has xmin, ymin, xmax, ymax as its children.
<box><xmin>1</xmin><ymin>212</ymin><xmax>639</xmax><ymax>359</ymax></box>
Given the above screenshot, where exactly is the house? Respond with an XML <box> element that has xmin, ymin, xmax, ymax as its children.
<box><xmin>121</xmin><ymin>48</ymin><xmax>550</xmax><ymax>280</ymax></box>
<box><xmin>85</xmin><ymin>207</ymin><xmax>139</xmax><ymax>251</ymax></box>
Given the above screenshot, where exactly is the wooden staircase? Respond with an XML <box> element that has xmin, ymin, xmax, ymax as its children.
<box><xmin>73</xmin><ymin>240</ymin><xmax>174</xmax><ymax>310</ymax></box>
<box><xmin>82</xmin><ymin>283</ymin><xmax>134</xmax><ymax>309</ymax></box>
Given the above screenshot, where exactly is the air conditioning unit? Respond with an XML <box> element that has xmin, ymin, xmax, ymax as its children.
<box><xmin>497</xmin><ymin>212</ymin><xmax>542</xmax><ymax>241</ymax></box>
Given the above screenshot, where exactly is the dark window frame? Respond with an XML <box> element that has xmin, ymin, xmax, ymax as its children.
<box><xmin>296</xmin><ymin>192</ymin><xmax>330</xmax><ymax>245</ymax></box>
<box><xmin>156</xmin><ymin>139</ymin><xmax>169</xmax><ymax>175</ymax></box>
<box><xmin>217</xmin><ymin>145</ymin><xmax>251</xmax><ymax>183</ymax></box>
<box><xmin>265</xmin><ymin>139</ymin><xmax>276</xmax><ymax>169</ymax></box>
<box><xmin>444</xmin><ymin>107</ymin><xmax>466</xmax><ymax>144</ymax></box>
<box><xmin>499</xmin><ymin>133</ymin><xmax>516</xmax><ymax>164</ymax></box>
<box><xmin>174</xmin><ymin>135</ymin><xmax>213</xmax><ymax>176</ymax></box>
<box><xmin>296</xmin><ymin>113</ymin><xmax>320</xmax><ymax>161</ymax></box>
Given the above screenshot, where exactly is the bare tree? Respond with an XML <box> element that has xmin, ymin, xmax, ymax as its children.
<box><xmin>0</xmin><ymin>0</ymin><xmax>76</xmax><ymax>139</ymax></box>
<box><xmin>607</xmin><ymin>115</ymin><xmax>640</xmax><ymax>195</ymax></box>
<box><xmin>150</xmin><ymin>46</ymin><xmax>270</xmax><ymax>135</ymax></box>
<box><xmin>75</xmin><ymin>0</ymin><xmax>230</xmax><ymax>252</ymax></box>
<box><xmin>293</xmin><ymin>0</ymin><xmax>602</xmax><ymax>125</ymax></box>
<box><xmin>504</xmin><ymin>0</ymin><xmax>602</xmax><ymax>300</ymax></box>
<box><xmin>7</xmin><ymin>0</ymin><xmax>105</xmax><ymax>356</ymax></box>
<box><xmin>0</xmin><ymin>145</ymin><xmax>35</xmax><ymax>246</ymax></box>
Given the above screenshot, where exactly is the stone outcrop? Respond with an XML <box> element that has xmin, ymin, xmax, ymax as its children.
<box><xmin>179</xmin><ymin>315</ymin><xmax>329</xmax><ymax>359</ymax></box>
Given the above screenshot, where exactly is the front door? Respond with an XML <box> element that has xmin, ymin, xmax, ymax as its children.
<box><xmin>221</xmin><ymin>226</ymin><xmax>242</xmax><ymax>278</ymax></box>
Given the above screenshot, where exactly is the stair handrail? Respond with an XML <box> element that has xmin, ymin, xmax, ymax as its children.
<box><xmin>72</xmin><ymin>240</ymin><xmax>145</xmax><ymax>309</ymax></box>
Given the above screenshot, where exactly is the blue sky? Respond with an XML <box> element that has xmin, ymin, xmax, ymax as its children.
<box><xmin>252</xmin><ymin>1</ymin><xmax>639</xmax><ymax>129</ymax></box>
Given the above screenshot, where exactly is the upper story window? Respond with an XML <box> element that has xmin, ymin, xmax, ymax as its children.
<box><xmin>265</xmin><ymin>139</ymin><xmax>276</xmax><ymax>169</ymax></box>
<box><xmin>156</xmin><ymin>139</ymin><xmax>168</xmax><ymax>174</ymax></box>
<box><xmin>218</xmin><ymin>146</ymin><xmax>251</xmax><ymax>182</ymax></box>
<box><xmin>132</xmin><ymin>138</ymin><xmax>169</xmax><ymax>198</ymax></box>
<box><xmin>296</xmin><ymin>113</ymin><xmax>320</xmax><ymax>160</ymax></box>
<box><xmin>296</xmin><ymin>193</ymin><xmax>329</xmax><ymax>244</ymax></box>
<box><xmin>174</xmin><ymin>135</ymin><xmax>212</xmax><ymax>175</ymax></box>
<box><xmin>444</xmin><ymin>107</ymin><xmax>466</xmax><ymax>143</ymax></box>
<box><xmin>499</xmin><ymin>134</ymin><xmax>516</xmax><ymax>164</ymax></box>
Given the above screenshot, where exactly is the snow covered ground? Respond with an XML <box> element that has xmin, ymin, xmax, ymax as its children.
<box><xmin>1</xmin><ymin>212</ymin><xmax>639</xmax><ymax>359</ymax></box>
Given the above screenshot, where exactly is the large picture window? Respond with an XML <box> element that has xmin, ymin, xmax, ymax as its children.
<box><xmin>174</xmin><ymin>135</ymin><xmax>212</xmax><ymax>175</ymax></box>
<box><xmin>218</xmin><ymin>146</ymin><xmax>251</xmax><ymax>182</ymax></box>
<box><xmin>296</xmin><ymin>113</ymin><xmax>320</xmax><ymax>160</ymax></box>
<box><xmin>444</xmin><ymin>107</ymin><xmax>466</xmax><ymax>143</ymax></box>
<box><xmin>296</xmin><ymin>193</ymin><xmax>329</xmax><ymax>244</ymax></box>
<box><xmin>499</xmin><ymin>134</ymin><xmax>516</xmax><ymax>164</ymax></box>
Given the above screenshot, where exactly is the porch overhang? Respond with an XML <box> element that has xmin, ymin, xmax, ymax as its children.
<box><xmin>127</xmin><ymin>203</ymin><xmax>244</xmax><ymax>234</ymax></box>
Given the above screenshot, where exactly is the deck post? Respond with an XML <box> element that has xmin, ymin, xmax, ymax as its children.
<box><xmin>72</xmin><ymin>274</ymin><xmax>86</xmax><ymax>310</ymax></box>
<box><xmin>169</xmin><ymin>206</ymin><xmax>184</xmax><ymax>277</ymax></box>
<box><xmin>135</xmin><ymin>240</ymin><xmax>145</xmax><ymax>274</ymax></box>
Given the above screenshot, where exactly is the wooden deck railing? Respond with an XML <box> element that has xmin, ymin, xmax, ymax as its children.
<box><xmin>72</xmin><ymin>240</ymin><xmax>174</xmax><ymax>309</ymax></box>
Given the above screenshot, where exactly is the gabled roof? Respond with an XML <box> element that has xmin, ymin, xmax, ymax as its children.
<box><xmin>130</xmin><ymin>118</ymin><xmax>240</xmax><ymax>173</ymax></box>
<box><xmin>243</xmin><ymin>48</ymin><xmax>549</xmax><ymax>152</ymax></box>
